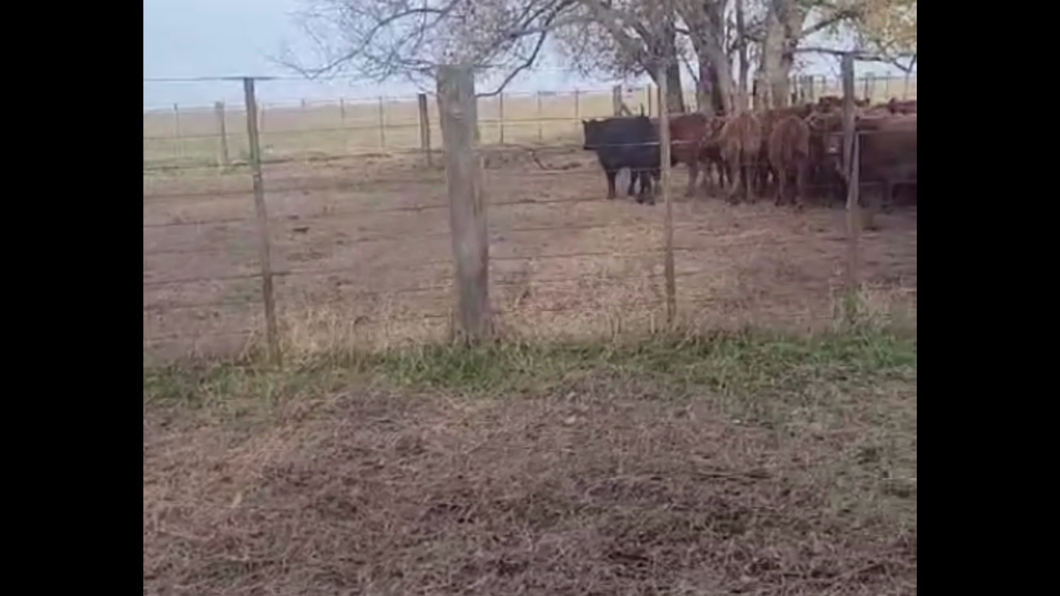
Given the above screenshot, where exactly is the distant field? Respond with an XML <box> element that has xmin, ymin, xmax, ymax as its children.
<box><xmin>143</xmin><ymin>75</ymin><xmax>918</xmax><ymax>169</ymax></box>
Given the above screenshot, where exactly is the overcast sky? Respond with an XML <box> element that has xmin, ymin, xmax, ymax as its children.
<box><xmin>143</xmin><ymin>0</ymin><xmax>914</xmax><ymax>110</ymax></box>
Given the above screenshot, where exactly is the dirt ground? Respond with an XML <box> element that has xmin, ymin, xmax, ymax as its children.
<box><xmin>143</xmin><ymin>148</ymin><xmax>917</xmax><ymax>362</ymax></box>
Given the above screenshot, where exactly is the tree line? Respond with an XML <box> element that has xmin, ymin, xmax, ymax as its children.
<box><xmin>284</xmin><ymin>0</ymin><xmax>916</xmax><ymax>114</ymax></box>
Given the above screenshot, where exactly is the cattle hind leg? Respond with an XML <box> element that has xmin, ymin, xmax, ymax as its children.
<box><xmin>605</xmin><ymin>169</ymin><xmax>618</xmax><ymax>200</ymax></box>
<box><xmin>636</xmin><ymin>170</ymin><xmax>656</xmax><ymax>205</ymax></box>
<box><xmin>775</xmin><ymin>169</ymin><xmax>787</xmax><ymax>206</ymax></box>
<box><xmin>685</xmin><ymin>161</ymin><xmax>699</xmax><ymax>197</ymax></box>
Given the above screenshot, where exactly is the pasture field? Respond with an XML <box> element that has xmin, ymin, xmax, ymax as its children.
<box><xmin>144</xmin><ymin>77</ymin><xmax>917</xmax><ymax>595</ymax></box>
<box><xmin>142</xmin><ymin>75</ymin><xmax>918</xmax><ymax>169</ymax></box>
<box><xmin>143</xmin><ymin>147</ymin><xmax>917</xmax><ymax>363</ymax></box>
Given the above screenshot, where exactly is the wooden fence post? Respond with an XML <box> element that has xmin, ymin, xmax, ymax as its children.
<box><xmin>437</xmin><ymin>65</ymin><xmax>491</xmax><ymax>341</ymax></box>
<box><xmin>863</xmin><ymin>73</ymin><xmax>876</xmax><ymax>102</ymax></box>
<box><xmin>573</xmin><ymin>89</ymin><xmax>581</xmax><ymax>132</ymax></box>
<box><xmin>658</xmin><ymin>68</ymin><xmax>677</xmax><ymax>325</ymax></box>
<box><xmin>172</xmin><ymin>103</ymin><xmax>182</xmax><ymax>157</ymax></box>
<box><xmin>377</xmin><ymin>97</ymin><xmax>387</xmax><ymax>148</ymax></box>
<box><xmin>339</xmin><ymin>97</ymin><xmax>346</xmax><ymax>122</ymax></box>
<box><xmin>214</xmin><ymin>101</ymin><xmax>230</xmax><ymax>171</ymax></box>
<box><xmin>499</xmin><ymin>93</ymin><xmax>506</xmax><ymax>144</ymax></box>
<box><xmin>417</xmin><ymin>93</ymin><xmax>432</xmax><ymax>166</ymax></box>
<box><xmin>612</xmin><ymin>85</ymin><xmax>623</xmax><ymax>116</ymax></box>
<box><xmin>536</xmin><ymin>91</ymin><xmax>543</xmax><ymax>141</ymax></box>
<box><xmin>840</xmin><ymin>54</ymin><xmax>861</xmax><ymax>311</ymax></box>
<box><xmin>242</xmin><ymin>77</ymin><xmax>280</xmax><ymax>364</ymax></box>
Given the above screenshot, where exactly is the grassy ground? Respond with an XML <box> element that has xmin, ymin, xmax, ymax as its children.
<box><xmin>144</xmin><ymin>323</ymin><xmax>917</xmax><ymax>595</ymax></box>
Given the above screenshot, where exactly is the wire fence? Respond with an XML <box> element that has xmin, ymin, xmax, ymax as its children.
<box><xmin>143</xmin><ymin>74</ymin><xmax>918</xmax><ymax>170</ymax></box>
<box><xmin>143</xmin><ymin>70</ymin><xmax>918</xmax><ymax>365</ymax></box>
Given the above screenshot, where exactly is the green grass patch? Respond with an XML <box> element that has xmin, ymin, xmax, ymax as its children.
<box><xmin>144</xmin><ymin>326</ymin><xmax>915</xmax><ymax>408</ymax></box>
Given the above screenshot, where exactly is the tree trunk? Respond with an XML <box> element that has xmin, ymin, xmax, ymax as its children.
<box><xmin>697</xmin><ymin>62</ymin><xmax>713</xmax><ymax>116</ymax></box>
<box><xmin>760</xmin><ymin>15</ymin><xmax>790</xmax><ymax>108</ymax></box>
<box><xmin>735</xmin><ymin>0</ymin><xmax>749</xmax><ymax>113</ymax></box>
<box><xmin>664</xmin><ymin>61</ymin><xmax>686</xmax><ymax>113</ymax></box>
<box><xmin>684</xmin><ymin>1</ymin><xmax>733</xmax><ymax>116</ymax></box>
<box><xmin>760</xmin><ymin>0</ymin><xmax>809</xmax><ymax>109</ymax></box>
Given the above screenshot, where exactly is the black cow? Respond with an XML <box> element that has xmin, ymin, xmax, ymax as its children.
<box><xmin>581</xmin><ymin>116</ymin><xmax>661</xmax><ymax>204</ymax></box>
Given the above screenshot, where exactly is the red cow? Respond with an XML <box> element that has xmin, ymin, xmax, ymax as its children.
<box><xmin>667</xmin><ymin>113</ymin><xmax>712</xmax><ymax>197</ymax></box>
<box><xmin>719</xmin><ymin>112</ymin><xmax>763</xmax><ymax>204</ymax></box>
<box><xmin>698</xmin><ymin>116</ymin><xmax>729</xmax><ymax>194</ymax></box>
<box><xmin>886</xmin><ymin>98</ymin><xmax>917</xmax><ymax>114</ymax></box>
<box><xmin>767</xmin><ymin>115</ymin><xmax>812</xmax><ymax>208</ymax></box>
<box><xmin>757</xmin><ymin>104</ymin><xmax>814</xmax><ymax>195</ymax></box>
<box><xmin>854</xmin><ymin>114</ymin><xmax>917</xmax><ymax>213</ymax></box>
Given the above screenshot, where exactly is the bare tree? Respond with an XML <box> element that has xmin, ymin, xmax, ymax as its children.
<box><xmin>284</xmin><ymin>0</ymin><xmax>585</xmax><ymax>96</ymax></box>
<box><xmin>552</xmin><ymin>1</ymin><xmax>689</xmax><ymax>113</ymax></box>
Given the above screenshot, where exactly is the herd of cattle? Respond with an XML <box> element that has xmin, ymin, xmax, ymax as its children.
<box><xmin>579</xmin><ymin>96</ymin><xmax>918</xmax><ymax>210</ymax></box>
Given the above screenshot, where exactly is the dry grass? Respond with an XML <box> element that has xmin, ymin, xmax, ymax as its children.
<box><xmin>143</xmin><ymin>146</ymin><xmax>916</xmax><ymax>364</ymax></box>
<box><xmin>144</xmin><ymin>325</ymin><xmax>917</xmax><ymax>595</ymax></box>
<box><xmin>144</xmin><ymin>76</ymin><xmax>917</xmax><ymax>596</ymax></box>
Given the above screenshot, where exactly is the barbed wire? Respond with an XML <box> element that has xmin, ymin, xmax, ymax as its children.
<box><xmin>143</xmin><ymin>73</ymin><xmax>918</xmax><ymax>112</ymax></box>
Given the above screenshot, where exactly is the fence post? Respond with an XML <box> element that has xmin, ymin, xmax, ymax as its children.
<box><xmin>377</xmin><ymin>97</ymin><xmax>387</xmax><ymax>148</ymax></box>
<box><xmin>339</xmin><ymin>97</ymin><xmax>346</xmax><ymax>122</ymax></box>
<box><xmin>863</xmin><ymin>73</ymin><xmax>875</xmax><ymax>102</ymax></box>
<box><xmin>573</xmin><ymin>89</ymin><xmax>581</xmax><ymax>132</ymax></box>
<box><xmin>242</xmin><ymin>77</ymin><xmax>280</xmax><ymax>364</ymax></box>
<box><xmin>498</xmin><ymin>93</ymin><xmax>506</xmax><ymax>144</ymax></box>
<box><xmin>214</xmin><ymin>101</ymin><xmax>230</xmax><ymax>171</ymax></box>
<box><xmin>417</xmin><ymin>93</ymin><xmax>432</xmax><ymax>166</ymax></box>
<box><xmin>806</xmin><ymin>75</ymin><xmax>816</xmax><ymax>102</ymax></box>
<box><xmin>437</xmin><ymin>65</ymin><xmax>491</xmax><ymax>341</ymax></box>
<box><xmin>658</xmin><ymin>68</ymin><xmax>677</xmax><ymax>325</ymax></box>
<box><xmin>647</xmin><ymin>85</ymin><xmax>654</xmax><ymax>117</ymax></box>
<box><xmin>536</xmin><ymin>91</ymin><xmax>543</xmax><ymax>141</ymax></box>
<box><xmin>840</xmin><ymin>54</ymin><xmax>861</xmax><ymax>312</ymax></box>
<box><xmin>612</xmin><ymin>85</ymin><xmax>623</xmax><ymax>116</ymax></box>
<box><xmin>172</xmin><ymin>103</ymin><xmax>182</xmax><ymax>158</ymax></box>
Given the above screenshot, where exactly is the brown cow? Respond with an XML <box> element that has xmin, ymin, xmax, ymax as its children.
<box><xmin>719</xmin><ymin>112</ymin><xmax>763</xmax><ymax>203</ymax></box>
<box><xmin>886</xmin><ymin>98</ymin><xmax>917</xmax><ymax>114</ymax></box>
<box><xmin>806</xmin><ymin>112</ymin><xmax>917</xmax><ymax>211</ymax></box>
<box><xmin>804</xmin><ymin>110</ymin><xmax>847</xmax><ymax>205</ymax></box>
<box><xmin>767</xmin><ymin>115</ymin><xmax>812</xmax><ymax>208</ymax></box>
<box><xmin>816</xmin><ymin>95</ymin><xmax>871</xmax><ymax>113</ymax></box>
<box><xmin>699</xmin><ymin>116</ymin><xmax>729</xmax><ymax>194</ymax></box>
<box><xmin>668</xmin><ymin>113</ymin><xmax>711</xmax><ymax>197</ymax></box>
<box><xmin>853</xmin><ymin>114</ymin><xmax>917</xmax><ymax>213</ymax></box>
<box><xmin>757</xmin><ymin>103</ymin><xmax>815</xmax><ymax>195</ymax></box>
